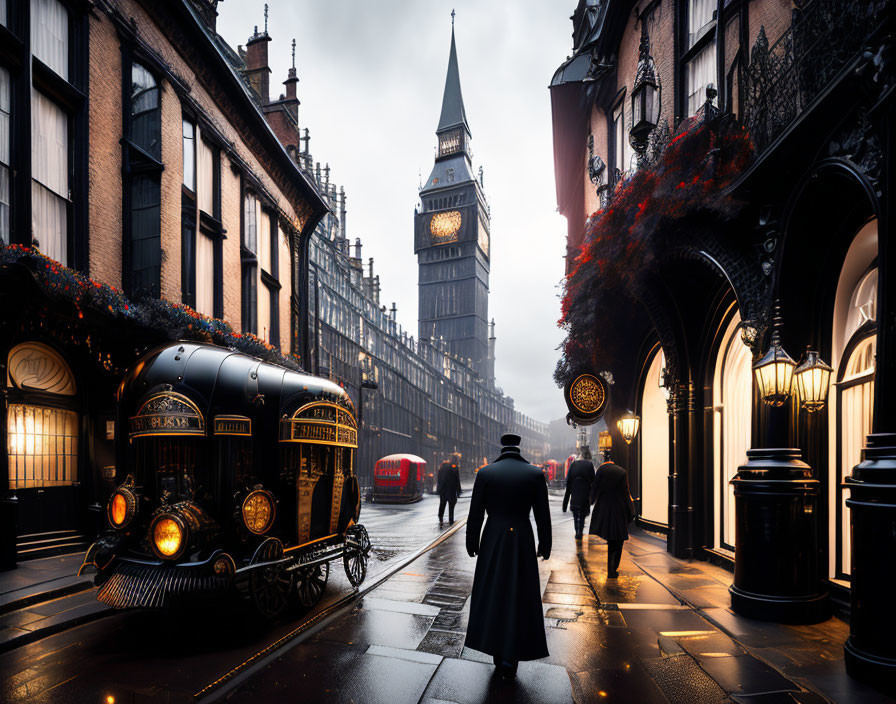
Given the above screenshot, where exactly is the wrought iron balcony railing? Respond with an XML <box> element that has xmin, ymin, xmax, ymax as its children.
<box><xmin>742</xmin><ymin>0</ymin><xmax>887</xmax><ymax>156</ymax></box>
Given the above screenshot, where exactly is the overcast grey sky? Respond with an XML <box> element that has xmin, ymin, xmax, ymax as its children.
<box><xmin>218</xmin><ymin>1</ymin><xmax>573</xmax><ymax>423</ymax></box>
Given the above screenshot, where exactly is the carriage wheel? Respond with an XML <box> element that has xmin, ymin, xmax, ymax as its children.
<box><xmin>294</xmin><ymin>562</ymin><xmax>329</xmax><ymax>609</ymax></box>
<box><xmin>343</xmin><ymin>525</ymin><xmax>370</xmax><ymax>587</ymax></box>
<box><xmin>250</xmin><ymin>539</ymin><xmax>293</xmax><ymax>620</ymax></box>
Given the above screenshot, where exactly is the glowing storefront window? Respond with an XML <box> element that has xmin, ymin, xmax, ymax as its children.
<box><xmin>7</xmin><ymin>404</ymin><xmax>78</xmax><ymax>488</ymax></box>
<box><xmin>713</xmin><ymin>311</ymin><xmax>752</xmax><ymax>551</ymax></box>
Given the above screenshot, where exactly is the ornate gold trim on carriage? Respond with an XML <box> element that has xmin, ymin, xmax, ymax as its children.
<box><xmin>78</xmin><ymin>343</ymin><xmax>371</xmax><ymax>620</ymax></box>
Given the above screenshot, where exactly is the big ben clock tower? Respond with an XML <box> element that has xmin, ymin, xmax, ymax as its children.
<box><xmin>415</xmin><ymin>19</ymin><xmax>491</xmax><ymax>377</ymax></box>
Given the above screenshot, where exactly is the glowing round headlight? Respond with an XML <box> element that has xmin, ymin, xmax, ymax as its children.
<box><xmin>107</xmin><ymin>487</ymin><xmax>136</xmax><ymax>529</ymax></box>
<box><xmin>241</xmin><ymin>490</ymin><xmax>275</xmax><ymax>534</ymax></box>
<box><xmin>152</xmin><ymin>516</ymin><xmax>185</xmax><ymax>559</ymax></box>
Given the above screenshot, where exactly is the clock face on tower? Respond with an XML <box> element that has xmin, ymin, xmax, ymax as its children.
<box><xmin>430</xmin><ymin>211</ymin><xmax>462</xmax><ymax>244</ymax></box>
<box><xmin>478</xmin><ymin>213</ymin><xmax>489</xmax><ymax>258</ymax></box>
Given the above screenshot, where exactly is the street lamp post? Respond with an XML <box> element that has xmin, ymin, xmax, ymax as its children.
<box><xmin>357</xmin><ymin>354</ymin><xmax>378</xmax><ymax>496</ymax></box>
<box><xmin>629</xmin><ymin>17</ymin><xmax>660</xmax><ymax>166</ymax></box>
<box><xmin>729</xmin><ymin>305</ymin><xmax>829</xmax><ymax>624</ymax></box>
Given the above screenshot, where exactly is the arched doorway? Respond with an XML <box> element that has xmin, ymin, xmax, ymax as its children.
<box><xmin>639</xmin><ymin>347</ymin><xmax>669</xmax><ymax>526</ymax></box>
<box><xmin>829</xmin><ymin>219</ymin><xmax>878</xmax><ymax>580</ymax></box>
<box><xmin>712</xmin><ymin>311</ymin><xmax>753</xmax><ymax>551</ymax></box>
<box><xmin>6</xmin><ymin>341</ymin><xmax>80</xmax><ymax>537</ymax></box>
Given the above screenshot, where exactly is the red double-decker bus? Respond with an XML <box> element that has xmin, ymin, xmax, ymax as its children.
<box><xmin>372</xmin><ymin>454</ymin><xmax>427</xmax><ymax>503</ymax></box>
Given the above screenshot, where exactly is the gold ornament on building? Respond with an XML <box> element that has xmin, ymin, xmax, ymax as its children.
<box><xmin>430</xmin><ymin>210</ymin><xmax>462</xmax><ymax>244</ymax></box>
<box><xmin>569</xmin><ymin>374</ymin><xmax>606</xmax><ymax>415</ymax></box>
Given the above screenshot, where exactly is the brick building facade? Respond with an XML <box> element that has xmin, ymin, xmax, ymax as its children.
<box><xmin>0</xmin><ymin>0</ymin><xmax>326</xmax><ymax>558</ymax></box>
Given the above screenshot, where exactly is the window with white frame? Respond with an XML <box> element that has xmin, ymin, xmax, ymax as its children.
<box><xmin>31</xmin><ymin>0</ymin><xmax>68</xmax><ymax>80</ymax></box>
<box><xmin>242</xmin><ymin>191</ymin><xmax>259</xmax><ymax>335</ymax></box>
<box><xmin>687</xmin><ymin>0</ymin><xmax>715</xmax><ymax>46</ymax></box>
<box><xmin>2</xmin><ymin>0</ymin><xmax>87</xmax><ymax>265</ymax></box>
<box><xmin>686</xmin><ymin>43</ymin><xmax>716</xmax><ymax>116</ymax></box>
<box><xmin>195</xmin><ymin>138</ymin><xmax>217</xmax><ymax>316</ymax></box>
<box><xmin>31</xmin><ymin>87</ymin><xmax>68</xmax><ymax>264</ymax></box>
<box><xmin>683</xmin><ymin>0</ymin><xmax>717</xmax><ymax>117</ymax></box>
<box><xmin>182</xmin><ymin>119</ymin><xmax>195</xmax><ymax>191</ymax></box>
<box><xmin>612</xmin><ymin>102</ymin><xmax>635</xmax><ymax>181</ymax></box>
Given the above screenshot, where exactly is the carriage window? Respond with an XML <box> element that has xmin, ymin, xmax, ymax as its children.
<box><xmin>135</xmin><ymin>437</ymin><xmax>206</xmax><ymax>502</ymax></box>
<box><xmin>219</xmin><ymin>436</ymin><xmax>253</xmax><ymax>487</ymax></box>
<box><xmin>282</xmin><ymin>443</ymin><xmax>338</xmax><ymax>478</ymax></box>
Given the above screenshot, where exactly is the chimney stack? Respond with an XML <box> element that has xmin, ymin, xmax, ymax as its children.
<box><xmin>244</xmin><ymin>7</ymin><xmax>272</xmax><ymax>104</ymax></box>
<box><xmin>282</xmin><ymin>38</ymin><xmax>299</xmax><ymax>123</ymax></box>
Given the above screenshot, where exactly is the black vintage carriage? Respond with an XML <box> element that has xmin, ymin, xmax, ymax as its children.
<box><xmin>79</xmin><ymin>342</ymin><xmax>371</xmax><ymax>618</ymax></box>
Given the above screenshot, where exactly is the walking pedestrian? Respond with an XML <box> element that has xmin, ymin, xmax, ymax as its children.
<box><xmin>562</xmin><ymin>446</ymin><xmax>595</xmax><ymax>540</ymax></box>
<box><xmin>588</xmin><ymin>458</ymin><xmax>634</xmax><ymax>578</ymax></box>
<box><xmin>465</xmin><ymin>433</ymin><xmax>552</xmax><ymax>679</ymax></box>
<box><xmin>437</xmin><ymin>458</ymin><xmax>461</xmax><ymax>525</ymax></box>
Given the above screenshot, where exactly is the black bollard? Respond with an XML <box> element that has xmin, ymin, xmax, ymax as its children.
<box><xmin>729</xmin><ymin>448</ymin><xmax>829</xmax><ymax>623</ymax></box>
<box><xmin>843</xmin><ymin>432</ymin><xmax>896</xmax><ymax>693</ymax></box>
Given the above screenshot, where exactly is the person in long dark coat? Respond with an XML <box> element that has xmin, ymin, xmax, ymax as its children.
<box><xmin>465</xmin><ymin>433</ymin><xmax>551</xmax><ymax>678</ymax></box>
<box><xmin>437</xmin><ymin>459</ymin><xmax>462</xmax><ymax>525</ymax></box>
<box><xmin>588</xmin><ymin>460</ymin><xmax>634</xmax><ymax>578</ymax></box>
<box><xmin>563</xmin><ymin>446</ymin><xmax>595</xmax><ymax>540</ymax></box>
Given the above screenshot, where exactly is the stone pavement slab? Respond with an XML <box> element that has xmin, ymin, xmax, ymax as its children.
<box><xmin>223</xmin><ymin>496</ymin><xmax>893</xmax><ymax>703</ymax></box>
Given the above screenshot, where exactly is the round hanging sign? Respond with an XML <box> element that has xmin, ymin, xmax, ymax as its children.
<box><xmin>564</xmin><ymin>372</ymin><xmax>609</xmax><ymax>425</ymax></box>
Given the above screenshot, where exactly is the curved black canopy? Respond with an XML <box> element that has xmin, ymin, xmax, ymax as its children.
<box><xmin>118</xmin><ymin>342</ymin><xmax>354</xmax><ymax>434</ymax></box>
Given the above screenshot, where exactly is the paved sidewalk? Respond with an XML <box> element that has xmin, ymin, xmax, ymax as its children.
<box><xmin>223</xmin><ymin>496</ymin><xmax>889</xmax><ymax>703</ymax></box>
<box><xmin>0</xmin><ymin>552</ymin><xmax>106</xmax><ymax>652</ymax></box>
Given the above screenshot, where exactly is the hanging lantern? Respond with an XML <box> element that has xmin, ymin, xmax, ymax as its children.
<box><xmin>616</xmin><ymin>410</ymin><xmax>640</xmax><ymax>445</ymax></box>
<box><xmin>629</xmin><ymin>19</ymin><xmax>660</xmax><ymax>158</ymax></box>
<box><xmin>753</xmin><ymin>306</ymin><xmax>796</xmax><ymax>406</ymax></box>
<box><xmin>598</xmin><ymin>430</ymin><xmax>612</xmax><ymax>453</ymax></box>
<box><xmin>794</xmin><ymin>349</ymin><xmax>833</xmax><ymax>412</ymax></box>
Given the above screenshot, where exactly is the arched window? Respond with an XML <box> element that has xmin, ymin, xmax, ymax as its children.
<box><xmin>828</xmin><ymin>218</ymin><xmax>878</xmax><ymax>580</ymax></box>
<box><xmin>6</xmin><ymin>342</ymin><xmax>78</xmax><ymax>488</ymax></box>
<box><xmin>835</xmin><ymin>270</ymin><xmax>877</xmax><ymax>579</ymax></box>
<box><xmin>713</xmin><ymin>311</ymin><xmax>753</xmax><ymax>551</ymax></box>
<box><xmin>123</xmin><ymin>59</ymin><xmax>162</xmax><ymax>299</ymax></box>
<box><xmin>639</xmin><ymin>347</ymin><xmax>669</xmax><ymax>526</ymax></box>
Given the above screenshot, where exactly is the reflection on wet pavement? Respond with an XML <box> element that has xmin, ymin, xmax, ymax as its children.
<box><xmin>227</xmin><ymin>494</ymin><xmax>895</xmax><ymax>703</ymax></box>
<box><xmin>4</xmin><ymin>493</ymin><xmax>890</xmax><ymax>703</ymax></box>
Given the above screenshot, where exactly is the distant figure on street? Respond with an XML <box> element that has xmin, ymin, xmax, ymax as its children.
<box><xmin>437</xmin><ymin>458</ymin><xmax>462</xmax><ymax>525</ymax></box>
<box><xmin>465</xmin><ymin>433</ymin><xmax>552</xmax><ymax>678</ymax></box>
<box><xmin>563</xmin><ymin>446</ymin><xmax>595</xmax><ymax>540</ymax></box>
<box><xmin>589</xmin><ymin>459</ymin><xmax>634</xmax><ymax>578</ymax></box>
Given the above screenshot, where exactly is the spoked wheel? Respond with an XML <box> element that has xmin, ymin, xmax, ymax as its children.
<box><xmin>249</xmin><ymin>539</ymin><xmax>293</xmax><ymax>620</ymax></box>
<box><xmin>343</xmin><ymin>524</ymin><xmax>371</xmax><ymax>587</ymax></box>
<box><xmin>294</xmin><ymin>562</ymin><xmax>329</xmax><ymax>609</ymax></box>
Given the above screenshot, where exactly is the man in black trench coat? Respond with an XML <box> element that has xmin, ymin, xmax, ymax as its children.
<box><xmin>436</xmin><ymin>458</ymin><xmax>462</xmax><ymax>525</ymax></box>
<box><xmin>465</xmin><ymin>433</ymin><xmax>552</xmax><ymax>678</ymax></box>
<box><xmin>563</xmin><ymin>446</ymin><xmax>595</xmax><ymax>540</ymax></box>
<box><xmin>589</xmin><ymin>459</ymin><xmax>635</xmax><ymax>578</ymax></box>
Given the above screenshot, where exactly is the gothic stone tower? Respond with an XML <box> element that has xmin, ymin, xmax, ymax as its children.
<box><xmin>415</xmin><ymin>22</ymin><xmax>490</xmax><ymax>375</ymax></box>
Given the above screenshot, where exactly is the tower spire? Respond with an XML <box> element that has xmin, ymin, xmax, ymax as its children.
<box><xmin>437</xmin><ymin>18</ymin><xmax>469</xmax><ymax>134</ymax></box>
